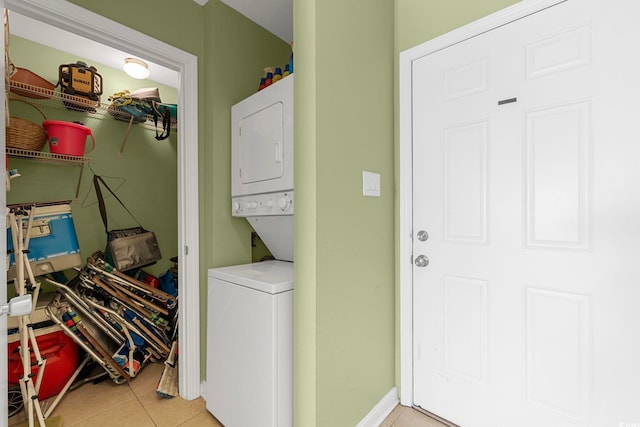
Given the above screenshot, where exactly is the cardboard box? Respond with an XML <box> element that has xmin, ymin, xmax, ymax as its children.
<box><xmin>7</xmin><ymin>202</ymin><xmax>82</xmax><ymax>280</ymax></box>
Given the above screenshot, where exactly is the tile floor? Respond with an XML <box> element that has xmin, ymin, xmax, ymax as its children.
<box><xmin>9</xmin><ymin>362</ymin><xmax>222</xmax><ymax>427</ymax></box>
<box><xmin>382</xmin><ymin>405</ymin><xmax>449</xmax><ymax>427</ymax></box>
<box><xmin>8</xmin><ymin>360</ymin><xmax>444</xmax><ymax>427</ymax></box>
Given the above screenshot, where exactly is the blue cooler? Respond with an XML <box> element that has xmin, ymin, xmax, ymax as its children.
<box><xmin>7</xmin><ymin>201</ymin><xmax>82</xmax><ymax>280</ymax></box>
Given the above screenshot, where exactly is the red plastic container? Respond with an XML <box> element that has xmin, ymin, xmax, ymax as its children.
<box><xmin>8</xmin><ymin>329</ymin><xmax>79</xmax><ymax>400</ymax></box>
<box><xmin>42</xmin><ymin>120</ymin><xmax>95</xmax><ymax>156</ymax></box>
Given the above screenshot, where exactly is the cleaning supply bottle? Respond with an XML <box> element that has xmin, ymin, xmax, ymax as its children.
<box><xmin>288</xmin><ymin>42</ymin><xmax>294</xmax><ymax>74</ymax></box>
<box><xmin>272</xmin><ymin>67</ymin><xmax>283</xmax><ymax>83</ymax></box>
<box><xmin>258</xmin><ymin>77</ymin><xmax>266</xmax><ymax>91</ymax></box>
<box><xmin>283</xmin><ymin>64</ymin><xmax>290</xmax><ymax>77</ymax></box>
<box><xmin>264</xmin><ymin>72</ymin><xmax>273</xmax><ymax>88</ymax></box>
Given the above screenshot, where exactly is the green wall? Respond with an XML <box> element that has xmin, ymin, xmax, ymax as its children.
<box><xmin>68</xmin><ymin>0</ymin><xmax>206</xmax><ymax>56</ymax></box>
<box><xmin>48</xmin><ymin>0</ymin><xmax>291</xmax><ymax>376</ymax></box>
<box><xmin>395</xmin><ymin>0</ymin><xmax>519</xmax><ymax>52</ymax></box>
<box><xmin>200</xmin><ymin>0</ymin><xmax>292</xmax><ymax>378</ymax></box>
<box><xmin>7</xmin><ymin>36</ymin><xmax>178</xmax><ymax>288</ymax></box>
<box><xmin>295</xmin><ymin>0</ymin><xmax>396</xmax><ymax>425</ymax></box>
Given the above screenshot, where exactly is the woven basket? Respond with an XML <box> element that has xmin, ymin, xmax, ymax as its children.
<box><xmin>6</xmin><ymin>99</ymin><xmax>47</xmax><ymax>151</ymax></box>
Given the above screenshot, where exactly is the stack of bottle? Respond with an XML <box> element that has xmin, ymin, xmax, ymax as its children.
<box><xmin>258</xmin><ymin>52</ymin><xmax>294</xmax><ymax>91</ymax></box>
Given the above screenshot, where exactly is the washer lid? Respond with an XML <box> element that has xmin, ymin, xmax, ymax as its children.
<box><xmin>208</xmin><ymin>260</ymin><xmax>293</xmax><ymax>294</ymax></box>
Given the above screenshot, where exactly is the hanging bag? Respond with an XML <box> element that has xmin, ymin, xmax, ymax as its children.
<box><xmin>93</xmin><ymin>175</ymin><xmax>162</xmax><ymax>271</ymax></box>
<box><xmin>152</xmin><ymin>101</ymin><xmax>177</xmax><ymax>141</ymax></box>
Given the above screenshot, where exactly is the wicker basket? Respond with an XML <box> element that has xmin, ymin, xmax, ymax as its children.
<box><xmin>6</xmin><ymin>99</ymin><xmax>47</xmax><ymax>151</ymax></box>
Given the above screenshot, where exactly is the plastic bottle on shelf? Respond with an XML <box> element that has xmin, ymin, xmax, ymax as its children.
<box><xmin>272</xmin><ymin>68</ymin><xmax>283</xmax><ymax>83</ymax></box>
<box><xmin>264</xmin><ymin>72</ymin><xmax>273</xmax><ymax>88</ymax></box>
<box><xmin>282</xmin><ymin>64</ymin><xmax>290</xmax><ymax>78</ymax></box>
<box><xmin>258</xmin><ymin>77</ymin><xmax>266</xmax><ymax>91</ymax></box>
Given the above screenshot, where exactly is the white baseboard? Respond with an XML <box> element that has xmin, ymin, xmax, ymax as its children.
<box><xmin>200</xmin><ymin>380</ymin><xmax>396</xmax><ymax>425</ymax></box>
<box><xmin>200</xmin><ymin>380</ymin><xmax>207</xmax><ymax>401</ymax></box>
<box><xmin>356</xmin><ymin>387</ymin><xmax>399</xmax><ymax>427</ymax></box>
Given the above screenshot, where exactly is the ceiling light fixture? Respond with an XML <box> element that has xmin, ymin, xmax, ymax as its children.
<box><xmin>123</xmin><ymin>57</ymin><xmax>150</xmax><ymax>79</ymax></box>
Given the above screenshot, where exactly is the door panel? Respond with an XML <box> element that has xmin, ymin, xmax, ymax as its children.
<box><xmin>412</xmin><ymin>1</ymin><xmax>640</xmax><ymax>426</ymax></box>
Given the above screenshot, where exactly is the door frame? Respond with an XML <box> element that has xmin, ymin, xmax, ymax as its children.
<box><xmin>0</xmin><ymin>0</ymin><xmax>201</xmax><ymax>417</ymax></box>
<box><xmin>398</xmin><ymin>0</ymin><xmax>566</xmax><ymax>406</ymax></box>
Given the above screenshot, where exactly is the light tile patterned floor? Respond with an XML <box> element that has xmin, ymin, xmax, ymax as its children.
<box><xmin>9</xmin><ymin>362</ymin><xmax>222</xmax><ymax>427</ymax></box>
<box><xmin>382</xmin><ymin>405</ymin><xmax>449</xmax><ymax>427</ymax></box>
<box><xmin>8</xmin><ymin>361</ymin><xmax>443</xmax><ymax>427</ymax></box>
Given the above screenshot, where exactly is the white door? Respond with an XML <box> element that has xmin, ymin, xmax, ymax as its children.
<box><xmin>412</xmin><ymin>1</ymin><xmax>640</xmax><ymax>426</ymax></box>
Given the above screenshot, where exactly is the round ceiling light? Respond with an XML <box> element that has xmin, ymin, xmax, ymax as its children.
<box><xmin>123</xmin><ymin>57</ymin><xmax>150</xmax><ymax>79</ymax></box>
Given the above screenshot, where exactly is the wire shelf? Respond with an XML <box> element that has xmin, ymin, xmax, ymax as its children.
<box><xmin>8</xmin><ymin>81</ymin><xmax>178</xmax><ymax>131</ymax></box>
<box><xmin>6</xmin><ymin>147</ymin><xmax>90</xmax><ymax>166</ymax></box>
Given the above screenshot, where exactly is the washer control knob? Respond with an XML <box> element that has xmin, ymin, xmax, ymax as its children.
<box><xmin>265</xmin><ymin>199</ymin><xmax>274</xmax><ymax>208</ymax></box>
<box><xmin>232</xmin><ymin>201</ymin><xmax>242</xmax><ymax>213</ymax></box>
<box><xmin>247</xmin><ymin>201</ymin><xmax>258</xmax><ymax>210</ymax></box>
<box><xmin>278</xmin><ymin>196</ymin><xmax>291</xmax><ymax>211</ymax></box>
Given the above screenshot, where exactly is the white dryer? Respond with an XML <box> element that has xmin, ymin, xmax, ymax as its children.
<box><xmin>231</xmin><ymin>75</ymin><xmax>294</xmax><ymax>262</ymax></box>
<box><xmin>231</xmin><ymin>75</ymin><xmax>293</xmax><ymax>198</ymax></box>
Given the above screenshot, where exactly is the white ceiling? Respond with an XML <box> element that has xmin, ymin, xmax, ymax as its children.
<box><xmin>9</xmin><ymin>12</ymin><xmax>179</xmax><ymax>88</ymax></box>
<box><xmin>218</xmin><ymin>0</ymin><xmax>293</xmax><ymax>43</ymax></box>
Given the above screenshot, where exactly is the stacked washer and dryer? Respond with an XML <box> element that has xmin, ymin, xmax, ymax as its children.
<box><xmin>206</xmin><ymin>76</ymin><xmax>294</xmax><ymax>427</ymax></box>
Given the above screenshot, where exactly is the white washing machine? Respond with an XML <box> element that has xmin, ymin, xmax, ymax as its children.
<box><xmin>206</xmin><ymin>75</ymin><xmax>294</xmax><ymax>426</ymax></box>
<box><xmin>206</xmin><ymin>261</ymin><xmax>293</xmax><ymax>427</ymax></box>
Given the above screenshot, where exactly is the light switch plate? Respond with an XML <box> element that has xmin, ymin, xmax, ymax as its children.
<box><xmin>363</xmin><ymin>171</ymin><xmax>380</xmax><ymax>197</ymax></box>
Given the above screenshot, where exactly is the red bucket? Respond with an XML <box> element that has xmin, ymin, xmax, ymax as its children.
<box><xmin>42</xmin><ymin>120</ymin><xmax>95</xmax><ymax>156</ymax></box>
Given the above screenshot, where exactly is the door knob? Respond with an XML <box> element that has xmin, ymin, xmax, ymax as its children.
<box><xmin>416</xmin><ymin>230</ymin><xmax>429</xmax><ymax>241</ymax></box>
<box><xmin>414</xmin><ymin>255</ymin><xmax>429</xmax><ymax>267</ymax></box>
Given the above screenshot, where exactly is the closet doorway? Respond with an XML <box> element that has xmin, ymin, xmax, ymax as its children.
<box><xmin>0</xmin><ymin>2</ymin><xmax>201</xmax><ymax>425</ymax></box>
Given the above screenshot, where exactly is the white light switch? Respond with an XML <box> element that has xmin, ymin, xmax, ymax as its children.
<box><xmin>363</xmin><ymin>171</ymin><xmax>381</xmax><ymax>197</ymax></box>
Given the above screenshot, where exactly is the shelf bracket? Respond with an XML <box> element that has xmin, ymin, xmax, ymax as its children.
<box><xmin>119</xmin><ymin>115</ymin><xmax>136</xmax><ymax>156</ymax></box>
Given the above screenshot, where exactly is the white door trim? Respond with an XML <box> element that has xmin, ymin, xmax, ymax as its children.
<box><xmin>398</xmin><ymin>0</ymin><xmax>567</xmax><ymax>406</ymax></box>
<box><xmin>0</xmin><ymin>0</ymin><xmax>201</xmax><ymax>413</ymax></box>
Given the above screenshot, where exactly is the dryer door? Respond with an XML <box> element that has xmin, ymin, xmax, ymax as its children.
<box><xmin>232</xmin><ymin>76</ymin><xmax>294</xmax><ymax>197</ymax></box>
<box><xmin>239</xmin><ymin>101</ymin><xmax>284</xmax><ymax>185</ymax></box>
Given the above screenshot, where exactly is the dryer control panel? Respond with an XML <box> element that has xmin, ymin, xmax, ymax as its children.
<box><xmin>232</xmin><ymin>191</ymin><xmax>294</xmax><ymax>217</ymax></box>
